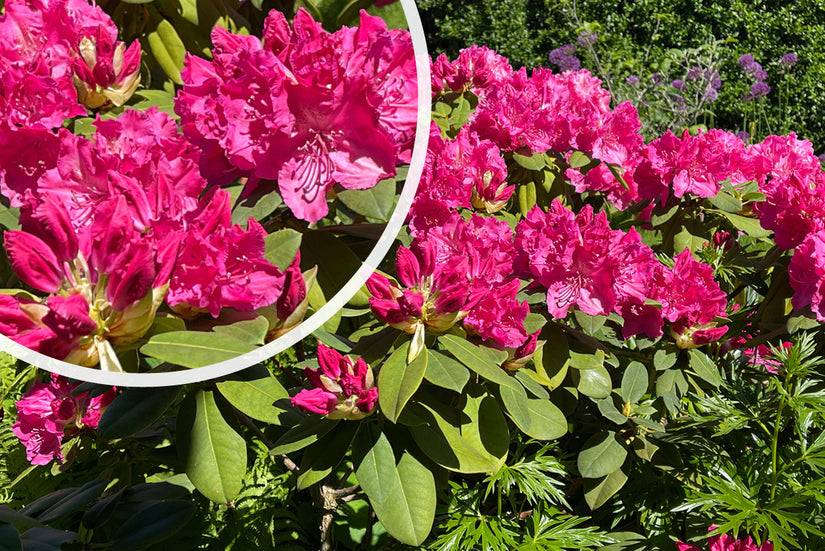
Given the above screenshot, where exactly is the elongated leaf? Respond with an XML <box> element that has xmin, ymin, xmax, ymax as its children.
<box><xmin>98</xmin><ymin>386</ymin><xmax>181</xmax><ymax>439</ymax></box>
<box><xmin>297</xmin><ymin>423</ymin><xmax>359</xmax><ymax>490</ymax></box>
<box><xmin>271</xmin><ymin>416</ymin><xmax>340</xmax><ymax>455</ymax></box>
<box><xmin>231</xmin><ymin>189</ymin><xmax>283</xmax><ymax>226</ymax></box>
<box><xmin>212</xmin><ymin>317</ymin><xmax>269</xmax><ymax>345</ymax></box>
<box><xmin>621</xmin><ymin>362</ymin><xmax>648</xmax><ymax>403</ymax></box>
<box><xmin>177</xmin><ymin>390</ymin><xmax>246</xmax><ymax>504</ymax></box>
<box><xmin>0</xmin><ymin>506</ymin><xmax>41</xmax><ymax>530</ymax></box>
<box><xmin>688</xmin><ymin>349</ymin><xmax>722</xmax><ymax>387</ymax></box>
<box><xmin>147</xmin><ymin>19</ymin><xmax>186</xmax><ymax>84</ymax></box>
<box><xmin>141</xmin><ymin>332</ymin><xmax>257</xmax><ymax>368</ymax></box>
<box><xmin>577</xmin><ymin>431</ymin><xmax>627</xmax><ymax>479</ymax></box>
<box><xmin>356</xmin><ymin>432</ymin><xmax>435</xmax><ymax>546</ymax></box>
<box><xmin>499</xmin><ymin>383</ymin><xmax>531</xmax><ymax>432</ymax></box>
<box><xmin>713</xmin><ymin>210</ymin><xmax>771</xmax><ymax>238</ymax></box>
<box><xmin>409</xmin><ymin>385</ymin><xmax>508</xmax><ymax>474</ymax></box>
<box><xmin>217</xmin><ymin>377</ymin><xmax>291</xmax><ymax>425</ymax></box>
<box><xmin>522</xmin><ymin>398</ymin><xmax>568</xmax><ymax>440</ymax></box>
<box><xmin>19</xmin><ymin>527</ymin><xmax>76</xmax><ymax>551</ymax></box>
<box><xmin>584</xmin><ymin>465</ymin><xmax>629</xmax><ymax>510</ymax></box>
<box><xmin>379</xmin><ymin>343</ymin><xmax>428</xmax><ymax>423</ymax></box>
<box><xmin>81</xmin><ymin>489</ymin><xmax>125</xmax><ymax>530</ymax></box>
<box><xmin>36</xmin><ymin>480</ymin><xmax>106</xmax><ymax>524</ymax></box>
<box><xmin>575</xmin><ymin>365</ymin><xmax>612</xmax><ymax>398</ymax></box>
<box><xmin>424</xmin><ymin>350</ymin><xmax>470</xmax><ymax>392</ymax></box>
<box><xmin>113</xmin><ymin>500</ymin><xmax>195</xmax><ymax>549</ymax></box>
<box><xmin>338</xmin><ymin>177</ymin><xmax>395</xmax><ymax>221</ymax></box>
<box><xmin>0</xmin><ymin>523</ymin><xmax>21</xmax><ymax>551</ymax></box>
<box><xmin>439</xmin><ymin>334</ymin><xmax>519</xmax><ymax>390</ymax></box>
<box><xmin>264</xmin><ymin>229</ymin><xmax>302</xmax><ymax>271</ymax></box>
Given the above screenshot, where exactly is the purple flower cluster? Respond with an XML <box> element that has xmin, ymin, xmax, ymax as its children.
<box><xmin>577</xmin><ymin>31</ymin><xmax>598</xmax><ymax>47</ymax></box>
<box><xmin>548</xmin><ymin>44</ymin><xmax>580</xmax><ymax>72</ymax></box>
<box><xmin>739</xmin><ymin>53</ymin><xmax>771</xmax><ymax>101</ymax></box>
<box><xmin>780</xmin><ymin>52</ymin><xmax>798</xmax><ymax>68</ymax></box>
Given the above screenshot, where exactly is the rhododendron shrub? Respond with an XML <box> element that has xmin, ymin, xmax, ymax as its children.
<box><xmin>7</xmin><ymin>6</ymin><xmax>825</xmax><ymax>550</ymax></box>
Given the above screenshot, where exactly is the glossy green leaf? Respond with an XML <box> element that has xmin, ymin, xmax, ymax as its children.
<box><xmin>573</xmin><ymin>311</ymin><xmax>607</xmax><ymax>335</ymax></box>
<box><xmin>499</xmin><ymin>383</ymin><xmax>532</xmax><ymax>432</ymax></box>
<box><xmin>653</xmin><ymin>349</ymin><xmax>677</xmax><ymax>370</ymax></box>
<box><xmin>583</xmin><ymin>465</ymin><xmax>629</xmax><ymax>510</ymax></box>
<box><xmin>271</xmin><ymin>416</ymin><xmax>340</xmax><ymax>455</ymax></box>
<box><xmin>378</xmin><ymin>343</ymin><xmax>428</xmax><ymax>423</ymax></box>
<box><xmin>439</xmin><ymin>334</ymin><xmax>519</xmax><ymax>390</ymax></box>
<box><xmin>577</xmin><ymin>431</ymin><xmax>628</xmax><ymax>479</ymax></box>
<box><xmin>338</xmin><ymin>177</ymin><xmax>395</xmax><ymax>221</ymax></box>
<box><xmin>231</xmin><ymin>189</ymin><xmax>283</xmax><ymax>227</ymax></box>
<box><xmin>216</xmin><ymin>377</ymin><xmax>291</xmax><ymax>425</ymax></box>
<box><xmin>513</xmin><ymin>152</ymin><xmax>546</xmax><ymax>170</ymax></box>
<box><xmin>211</xmin><ymin>317</ymin><xmax>269</xmax><ymax>345</ymax></box>
<box><xmin>356</xmin><ymin>432</ymin><xmax>436</xmax><ymax>546</ymax></box>
<box><xmin>141</xmin><ymin>332</ymin><xmax>257</xmax><ymax>368</ymax></box>
<box><xmin>713</xmin><ymin>210</ymin><xmax>772</xmax><ymax>238</ymax></box>
<box><xmin>35</xmin><ymin>480</ymin><xmax>106</xmax><ymax>524</ymax></box>
<box><xmin>569</xmin><ymin>349</ymin><xmax>605</xmax><ymax>370</ymax></box>
<box><xmin>707</xmin><ymin>190</ymin><xmax>743</xmax><ymax>213</ymax></box>
<box><xmin>147</xmin><ymin>19</ymin><xmax>186</xmax><ymax>84</ymax></box>
<box><xmin>424</xmin><ymin>350</ymin><xmax>470</xmax><ymax>392</ymax></box>
<box><xmin>409</xmin><ymin>386</ymin><xmax>508</xmax><ymax>474</ymax></box>
<box><xmin>113</xmin><ymin>500</ymin><xmax>196</xmax><ymax>549</ymax></box>
<box><xmin>519</xmin><ymin>396</ymin><xmax>568</xmax><ymax>440</ymax></box>
<box><xmin>81</xmin><ymin>489</ymin><xmax>125</xmax><ymax>530</ymax></box>
<box><xmin>177</xmin><ymin>390</ymin><xmax>246</xmax><ymax>504</ymax></box>
<box><xmin>673</xmin><ymin>228</ymin><xmax>706</xmax><ymax>254</ymax></box>
<box><xmin>98</xmin><ymin>386</ymin><xmax>181</xmax><ymax>439</ymax></box>
<box><xmin>264</xmin><ymin>229</ymin><xmax>302</xmax><ymax>271</ymax></box>
<box><xmin>687</xmin><ymin>349</ymin><xmax>722</xmax><ymax>387</ymax></box>
<box><xmin>297</xmin><ymin>422</ymin><xmax>359</xmax><ymax>490</ymax></box>
<box><xmin>621</xmin><ymin>362</ymin><xmax>648</xmax><ymax>403</ymax></box>
<box><xmin>575</xmin><ymin>365</ymin><xmax>612</xmax><ymax>398</ymax></box>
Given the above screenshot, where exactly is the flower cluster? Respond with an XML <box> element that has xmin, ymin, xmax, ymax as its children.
<box><xmin>0</xmin><ymin>0</ymin><xmax>140</xmax><ymax>127</ymax></box>
<box><xmin>12</xmin><ymin>374</ymin><xmax>115</xmax><ymax>465</ymax></box>
<box><xmin>678</xmin><ymin>528</ymin><xmax>773</xmax><ymax>551</ymax></box>
<box><xmin>176</xmin><ymin>9</ymin><xmax>416</xmax><ymax>222</ymax></box>
<box><xmin>291</xmin><ymin>344</ymin><xmax>378</xmax><ymax>420</ymax></box>
<box><xmin>738</xmin><ymin>54</ymin><xmax>771</xmax><ymax>101</ymax></box>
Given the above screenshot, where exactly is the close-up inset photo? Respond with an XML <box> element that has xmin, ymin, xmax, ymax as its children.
<box><xmin>0</xmin><ymin>0</ymin><xmax>428</xmax><ymax>385</ymax></box>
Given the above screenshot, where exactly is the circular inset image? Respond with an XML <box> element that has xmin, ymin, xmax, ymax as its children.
<box><xmin>0</xmin><ymin>0</ymin><xmax>430</xmax><ymax>386</ymax></box>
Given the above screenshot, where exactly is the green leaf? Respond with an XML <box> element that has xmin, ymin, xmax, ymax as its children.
<box><xmin>81</xmin><ymin>489</ymin><xmax>125</xmax><ymax>530</ymax></box>
<box><xmin>141</xmin><ymin>332</ymin><xmax>257</xmax><ymax>368</ymax></box>
<box><xmin>520</xmin><ymin>397</ymin><xmax>568</xmax><ymax>440</ymax></box>
<box><xmin>0</xmin><ymin>523</ymin><xmax>21</xmax><ymax>551</ymax></box>
<box><xmin>132</xmin><ymin>89</ymin><xmax>175</xmax><ymax>116</ymax></box>
<box><xmin>212</xmin><ymin>317</ymin><xmax>269</xmax><ymax>346</ymax></box>
<box><xmin>687</xmin><ymin>349</ymin><xmax>722</xmax><ymax>387</ymax></box>
<box><xmin>513</xmin><ymin>152</ymin><xmax>546</xmax><ymax>170</ymax></box>
<box><xmin>271</xmin><ymin>416</ymin><xmax>340</xmax><ymax>455</ymax></box>
<box><xmin>338</xmin><ymin>177</ymin><xmax>396</xmax><ymax>221</ymax></box>
<box><xmin>574</xmin><ymin>311</ymin><xmax>607</xmax><ymax>335</ymax></box>
<box><xmin>264</xmin><ymin>229</ymin><xmax>302</xmax><ymax>271</ymax></box>
<box><xmin>177</xmin><ymin>390</ymin><xmax>246</xmax><ymax>504</ymax></box>
<box><xmin>620</xmin><ymin>362</ymin><xmax>648</xmax><ymax>403</ymax></box>
<box><xmin>0</xmin><ymin>206</ymin><xmax>20</xmax><ymax>231</ymax></box>
<box><xmin>231</xmin><ymin>189</ymin><xmax>283</xmax><ymax>227</ymax></box>
<box><xmin>439</xmin><ymin>334</ymin><xmax>519</xmax><ymax>390</ymax></box>
<box><xmin>529</xmin><ymin>326</ymin><xmax>569</xmax><ymax>389</ymax></box>
<box><xmin>378</xmin><ymin>343</ymin><xmax>428</xmax><ymax>423</ymax></box>
<box><xmin>19</xmin><ymin>527</ymin><xmax>76</xmax><ymax>551</ymax></box>
<box><xmin>216</xmin><ymin>377</ymin><xmax>291</xmax><ymax>425</ymax></box>
<box><xmin>583</xmin><ymin>465</ymin><xmax>629</xmax><ymax>510</ymax></box>
<box><xmin>113</xmin><ymin>500</ymin><xmax>196</xmax><ymax>550</ymax></box>
<box><xmin>674</xmin><ymin>228</ymin><xmax>706</xmax><ymax>254</ymax></box>
<box><xmin>424</xmin><ymin>350</ymin><xmax>470</xmax><ymax>392</ymax></box>
<box><xmin>574</xmin><ymin>365</ymin><xmax>612</xmax><ymax>398</ymax></box>
<box><xmin>597</xmin><ymin>394</ymin><xmax>628</xmax><ymax>425</ymax></box>
<box><xmin>0</xmin><ymin>505</ymin><xmax>41</xmax><ymax>530</ymax></box>
<box><xmin>36</xmin><ymin>480</ymin><xmax>106</xmax><ymax>524</ymax></box>
<box><xmin>523</xmin><ymin>312</ymin><xmax>547</xmax><ymax>335</ymax></box>
<box><xmin>301</xmin><ymin>231</ymin><xmax>370</xmax><ymax>308</ymax></box>
<box><xmin>147</xmin><ymin>19</ymin><xmax>186</xmax><ymax>84</ymax></box>
<box><xmin>569</xmin><ymin>349</ymin><xmax>605</xmax><ymax>370</ymax></box>
<box><xmin>98</xmin><ymin>386</ymin><xmax>181</xmax><ymax>439</ymax></box>
<box><xmin>356</xmin><ymin>432</ymin><xmax>435</xmax><ymax>546</ymax></box>
<box><xmin>707</xmin><ymin>190</ymin><xmax>743</xmax><ymax>213</ymax></box>
<box><xmin>409</xmin><ymin>385</ymin><xmax>508</xmax><ymax>474</ymax></box>
<box><xmin>713</xmin><ymin>210</ymin><xmax>772</xmax><ymax>238</ymax></box>
<box><xmin>499</xmin><ymin>383</ymin><xmax>532</xmax><ymax>432</ymax></box>
<box><xmin>577</xmin><ymin>431</ymin><xmax>628</xmax><ymax>479</ymax></box>
<box><xmin>631</xmin><ymin>437</ymin><xmax>659</xmax><ymax>462</ymax></box>
<box><xmin>297</xmin><ymin>423</ymin><xmax>359</xmax><ymax>490</ymax></box>
<box><xmin>653</xmin><ymin>349</ymin><xmax>677</xmax><ymax>370</ymax></box>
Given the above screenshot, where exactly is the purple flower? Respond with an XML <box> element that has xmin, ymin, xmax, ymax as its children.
<box><xmin>548</xmin><ymin>46</ymin><xmax>580</xmax><ymax>72</ymax></box>
<box><xmin>577</xmin><ymin>31</ymin><xmax>598</xmax><ymax>47</ymax></box>
<box><xmin>738</xmin><ymin>54</ymin><xmax>755</xmax><ymax>67</ymax></box>
<box><xmin>736</xmin><ymin>130</ymin><xmax>750</xmax><ymax>142</ymax></box>
<box><xmin>750</xmin><ymin>81</ymin><xmax>771</xmax><ymax>98</ymax></box>
<box><xmin>781</xmin><ymin>53</ymin><xmax>798</xmax><ymax>68</ymax></box>
<box><xmin>686</xmin><ymin>66</ymin><xmax>701</xmax><ymax>79</ymax></box>
<box><xmin>818</xmin><ymin>153</ymin><xmax>825</xmax><ymax>165</ymax></box>
<box><xmin>652</xmin><ymin>73</ymin><xmax>664</xmax><ymax>86</ymax></box>
<box><xmin>562</xmin><ymin>44</ymin><xmax>577</xmax><ymax>55</ymax></box>
<box><xmin>626</xmin><ymin>75</ymin><xmax>639</xmax><ymax>85</ymax></box>
<box><xmin>754</xmin><ymin>68</ymin><xmax>768</xmax><ymax>82</ymax></box>
<box><xmin>704</xmin><ymin>88</ymin><xmax>719</xmax><ymax>102</ymax></box>
<box><xmin>671</xmin><ymin>79</ymin><xmax>686</xmax><ymax>92</ymax></box>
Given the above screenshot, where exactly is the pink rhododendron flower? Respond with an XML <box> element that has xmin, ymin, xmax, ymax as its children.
<box><xmin>789</xmin><ymin>229</ymin><xmax>825</xmax><ymax>320</ymax></box>
<box><xmin>753</xmin><ymin>172</ymin><xmax>825</xmax><ymax>250</ymax></box>
<box><xmin>653</xmin><ymin>249</ymin><xmax>728</xmax><ymax>348</ymax></box>
<box><xmin>463</xmin><ymin>278</ymin><xmax>529</xmax><ymax>349</ymax></box>
<box><xmin>431</xmin><ymin>46</ymin><xmax>513</xmax><ymax>97</ymax></box>
<box><xmin>176</xmin><ymin>9</ymin><xmax>416</xmax><ymax>223</ymax></box>
<box><xmin>677</xmin><ymin>527</ymin><xmax>773</xmax><ymax>551</ymax></box>
<box><xmin>366</xmin><ymin>241</ymin><xmax>485</xmax><ymax>336</ymax></box>
<box><xmin>291</xmin><ymin>344</ymin><xmax>378</xmax><ymax>420</ymax></box>
<box><xmin>514</xmin><ymin>201</ymin><xmax>659</xmax><ymax>336</ymax></box>
<box><xmin>73</xmin><ymin>26</ymin><xmax>141</xmax><ymax>109</ymax></box>
<box><xmin>12</xmin><ymin>374</ymin><xmax>115</xmax><ymax>465</ymax></box>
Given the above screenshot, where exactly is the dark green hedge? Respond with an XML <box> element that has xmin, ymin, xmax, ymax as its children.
<box><xmin>418</xmin><ymin>0</ymin><xmax>825</xmax><ymax>152</ymax></box>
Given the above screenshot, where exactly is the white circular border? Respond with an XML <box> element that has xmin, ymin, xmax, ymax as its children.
<box><xmin>0</xmin><ymin>0</ymin><xmax>431</xmax><ymax>387</ymax></box>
